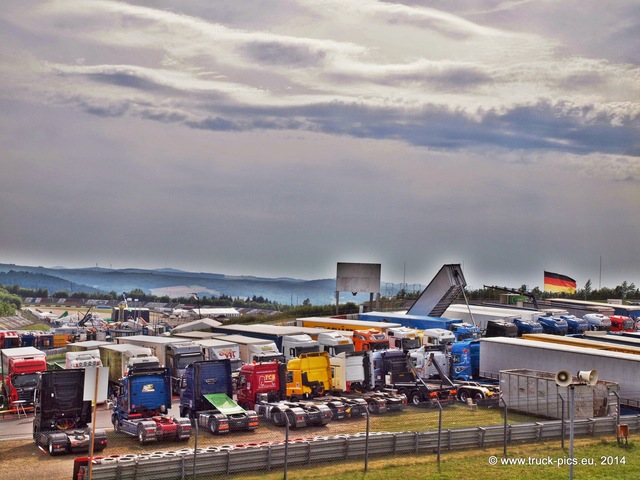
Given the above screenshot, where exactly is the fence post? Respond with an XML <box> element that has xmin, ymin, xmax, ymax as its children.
<box><xmin>558</xmin><ymin>393</ymin><xmax>565</xmax><ymax>450</ymax></box>
<box><xmin>436</xmin><ymin>399</ymin><xmax>443</xmax><ymax>466</ymax></box>
<box><xmin>364</xmin><ymin>404</ymin><xmax>370</xmax><ymax>473</ymax></box>
<box><xmin>284</xmin><ymin>412</ymin><xmax>290</xmax><ymax>480</ymax></box>
<box><xmin>501</xmin><ymin>396</ymin><xmax>508</xmax><ymax>457</ymax></box>
<box><xmin>192</xmin><ymin>417</ymin><xmax>198</xmax><ymax>480</ymax></box>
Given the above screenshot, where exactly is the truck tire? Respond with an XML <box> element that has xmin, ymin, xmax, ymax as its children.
<box><xmin>177</xmin><ymin>423</ymin><xmax>189</xmax><ymax>440</ymax></box>
<box><xmin>409</xmin><ymin>390</ymin><xmax>423</xmax><ymax>406</ymax></box>
<box><xmin>285</xmin><ymin>410</ymin><xmax>297</xmax><ymax>428</ymax></box>
<box><xmin>208</xmin><ymin>417</ymin><xmax>219</xmax><ymax>434</ymax></box>
<box><xmin>474</xmin><ymin>392</ymin><xmax>484</xmax><ymax>401</ymax></box>
<box><xmin>137</xmin><ymin>424</ymin><xmax>148</xmax><ymax>444</ymax></box>
<box><xmin>272</xmin><ymin>410</ymin><xmax>285</xmax><ymax>426</ymax></box>
<box><xmin>47</xmin><ymin>438</ymin><xmax>60</xmax><ymax>456</ymax></box>
<box><xmin>457</xmin><ymin>390</ymin><xmax>469</xmax><ymax>403</ymax></box>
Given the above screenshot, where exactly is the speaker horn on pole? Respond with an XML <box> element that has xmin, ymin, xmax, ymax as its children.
<box><xmin>577</xmin><ymin>370</ymin><xmax>598</xmax><ymax>386</ymax></box>
<box><xmin>555</xmin><ymin>370</ymin><xmax>572</xmax><ymax>387</ymax></box>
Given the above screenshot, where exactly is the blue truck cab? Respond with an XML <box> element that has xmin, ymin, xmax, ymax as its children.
<box><xmin>513</xmin><ymin>318</ymin><xmax>544</xmax><ymax>336</ymax></box>
<box><xmin>537</xmin><ymin>314</ymin><xmax>568</xmax><ymax>335</ymax></box>
<box><xmin>560</xmin><ymin>314</ymin><xmax>589</xmax><ymax>335</ymax></box>
<box><xmin>111</xmin><ymin>366</ymin><xmax>191</xmax><ymax>444</ymax></box>
<box><xmin>450</xmin><ymin>340</ymin><xmax>480</xmax><ymax>381</ymax></box>
<box><xmin>179</xmin><ymin>359</ymin><xmax>258</xmax><ymax>434</ymax></box>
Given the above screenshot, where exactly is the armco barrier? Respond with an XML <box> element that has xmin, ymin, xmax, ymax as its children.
<box><xmin>81</xmin><ymin>414</ymin><xmax>640</xmax><ymax>480</ymax></box>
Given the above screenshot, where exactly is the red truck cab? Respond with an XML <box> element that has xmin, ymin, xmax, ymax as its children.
<box><xmin>236</xmin><ymin>361</ymin><xmax>287</xmax><ymax>410</ymax></box>
<box><xmin>1</xmin><ymin>347</ymin><xmax>48</xmax><ymax>407</ymax></box>
<box><xmin>609</xmin><ymin>315</ymin><xmax>635</xmax><ymax>332</ymax></box>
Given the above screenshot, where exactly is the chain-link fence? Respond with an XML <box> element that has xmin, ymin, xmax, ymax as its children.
<box><xmin>69</xmin><ymin>403</ymin><xmax>639</xmax><ymax>480</ymax></box>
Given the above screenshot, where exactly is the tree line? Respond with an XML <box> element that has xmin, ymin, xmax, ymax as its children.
<box><xmin>1</xmin><ymin>278</ymin><xmax>638</xmax><ymax>320</ymax></box>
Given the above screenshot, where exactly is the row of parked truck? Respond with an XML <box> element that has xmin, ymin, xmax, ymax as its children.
<box><xmin>0</xmin><ymin>332</ymin><xmax>459</xmax><ymax>457</ymax></box>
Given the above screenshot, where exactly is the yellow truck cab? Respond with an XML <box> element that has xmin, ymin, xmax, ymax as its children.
<box><xmin>286</xmin><ymin>351</ymin><xmax>332</xmax><ymax>399</ymax></box>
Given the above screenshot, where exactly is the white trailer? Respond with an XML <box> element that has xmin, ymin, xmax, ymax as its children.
<box><xmin>115</xmin><ymin>335</ymin><xmax>204</xmax><ymax>393</ymax></box>
<box><xmin>66</xmin><ymin>340</ymin><xmax>112</xmax><ymax>352</ymax></box>
<box><xmin>216</xmin><ymin>334</ymin><xmax>284</xmax><ymax>364</ymax></box>
<box><xmin>212</xmin><ymin>324</ymin><xmax>322</xmax><ymax>361</ymax></box>
<box><xmin>194</xmin><ymin>338</ymin><xmax>242</xmax><ymax>371</ymax></box>
<box><xmin>479</xmin><ymin>337</ymin><xmax>640</xmax><ymax>402</ymax></box>
<box><xmin>65</xmin><ymin>350</ymin><xmax>103</xmax><ymax>369</ymax></box>
<box><xmin>98</xmin><ymin>344</ymin><xmax>160</xmax><ymax>385</ymax></box>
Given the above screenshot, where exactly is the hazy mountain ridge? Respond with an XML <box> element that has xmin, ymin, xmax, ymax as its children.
<box><xmin>0</xmin><ymin>263</ymin><xmax>358</xmax><ymax>305</ymax></box>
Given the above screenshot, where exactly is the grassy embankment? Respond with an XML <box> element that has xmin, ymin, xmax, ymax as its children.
<box><xmin>227</xmin><ymin>436</ymin><xmax>636</xmax><ymax>480</ymax></box>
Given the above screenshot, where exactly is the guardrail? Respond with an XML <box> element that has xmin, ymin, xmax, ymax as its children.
<box><xmin>76</xmin><ymin>414</ymin><xmax>640</xmax><ymax>480</ymax></box>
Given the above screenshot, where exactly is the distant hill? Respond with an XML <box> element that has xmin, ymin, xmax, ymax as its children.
<box><xmin>0</xmin><ymin>263</ymin><xmax>386</xmax><ymax>306</ymax></box>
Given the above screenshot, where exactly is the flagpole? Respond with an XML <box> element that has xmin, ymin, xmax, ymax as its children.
<box><xmin>599</xmin><ymin>256</ymin><xmax>602</xmax><ymax>290</ymax></box>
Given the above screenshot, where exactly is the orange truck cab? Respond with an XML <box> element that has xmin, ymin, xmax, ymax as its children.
<box><xmin>352</xmin><ymin>329</ymin><xmax>389</xmax><ymax>351</ymax></box>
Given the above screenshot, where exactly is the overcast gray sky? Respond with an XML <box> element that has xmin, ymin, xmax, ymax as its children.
<box><xmin>1</xmin><ymin>1</ymin><xmax>639</xmax><ymax>291</ymax></box>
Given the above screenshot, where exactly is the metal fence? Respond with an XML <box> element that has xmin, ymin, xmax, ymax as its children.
<box><xmin>77</xmin><ymin>413</ymin><xmax>639</xmax><ymax>480</ymax></box>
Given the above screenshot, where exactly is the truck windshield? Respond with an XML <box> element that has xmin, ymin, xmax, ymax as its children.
<box><xmin>332</xmin><ymin>344</ymin><xmax>355</xmax><ymax>355</ymax></box>
<box><xmin>402</xmin><ymin>338</ymin><xmax>421</xmax><ymax>350</ymax></box>
<box><xmin>296</xmin><ymin>346</ymin><xmax>319</xmax><ymax>356</ymax></box>
<box><xmin>456</xmin><ymin>333</ymin><xmax>474</xmax><ymax>341</ymax></box>
<box><xmin>13</xmin><ymin>373</ymin><xmax>39</xmax><ymax>388</ymax></box>
<box><xmin>370</xmin><ymin>341</ymin><xmax>388</xmax><ymax>351</ymax></box>
<box><xmin>257</xmin><ymin>354</ymin><xmax>285</xmax><ymax>363</ymax></box>
<box><xmin>176</xmin><ymin>354</ymin><xmax>204</xmax><ymax>369</ymax></box>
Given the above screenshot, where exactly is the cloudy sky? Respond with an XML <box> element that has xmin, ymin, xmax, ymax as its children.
<box><xmin>1</xmin><ymin>0</ymin><xmax>639</xmax><ymax>292</ymax></box>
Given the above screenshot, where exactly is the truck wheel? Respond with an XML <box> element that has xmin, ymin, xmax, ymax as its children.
<box><xmin>409</xmin><ymin>390</ymin><xmax>422</xmax><ymax>406</ymax></box>
<box><xmin>47</xmin><ymin>438</ymin><xmax>59</xmax><ymax>456</ymax></box>
<box><xmin>285</xmin><ymin>411</ymin><xmax>297</xmax><ymax>428</ymax></box>
<box><xmin>458</xmin><ymin>390</ymin><xmax>469</xmax><ymax>403</ymax></box>
<box><xmin>177</xmin><ymin>424</ymin><xmax>189</xmax><ymax>441</ymax></box>
<box><xmin>272</xmin><ymin>411</ymin><xmax>285</xmax><ymax>426</ymax></box>
<box><xmin>137</xmin><ymin>424</ymin><xmax>148</xmax><ymax>444</ymax></box>
<box><xmin>208</xmin><ymin>417</ymin><xmax>219</xmax><ymax>434</ymax></box>
<box><xmin>474</xmin><ymin>392</ymin><xmax>484</xmax><ymax>401</ymax></box>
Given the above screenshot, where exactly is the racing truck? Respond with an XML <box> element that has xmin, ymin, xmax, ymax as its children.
<box><xmin>110</xmin><ymin>365</ymin><xmax>191</xmax><ymax>444</ymax></box>
<box><xmin>235</xmin><ymin>361</ymin><xmax>334</xmax><ymax>427</ymax></box>
<box><xmin>254</xmin><ymin>397</ymin><xmax>333</xmax><ymax>428</ymax></box>
<box><xmin>454</xmin><ymin>381</ymin><xmax>500</xmax><ymax>403</ymax></box>
<box><xmin>179</xmin><ymin>359</ymin><xmax>258</xmax><ymax>434</ymax></box>
<box><xmin>33</xmin><ymin>369</ymin><xmax>107</xmax><ymax>456</ymax></box>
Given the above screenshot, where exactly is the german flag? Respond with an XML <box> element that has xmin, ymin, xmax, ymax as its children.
<box><xmin>544</xmin><ymin>271</ymin><xmax>577</xmax><ymax>294</ymax></box>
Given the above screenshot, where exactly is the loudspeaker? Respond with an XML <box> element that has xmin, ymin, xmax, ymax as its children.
<box><xmin>555</xmin><ymin>370</ymin><xmax>572</xmax><ymax>387</ymax></box>
<box><xmin>577</xmin><ymin>370</ymin><xmax>598</xmax><ymax>386</ymax></box>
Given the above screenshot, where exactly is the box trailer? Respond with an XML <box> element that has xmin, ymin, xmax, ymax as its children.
<box><xmin>479</xmin><ymin>337</ymin><xmax>640</xmax><ymax>403</ymax></box>
<box><xmin>499</xmin><ymin>368</ymin><xmax>618</xmax><ymax>419</ymax></box>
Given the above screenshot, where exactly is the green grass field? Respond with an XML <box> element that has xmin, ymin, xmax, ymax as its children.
<box><xmin>226</xmin><ymin>436</ymin><xmax>636</xmax><ymax>480</ymax></box>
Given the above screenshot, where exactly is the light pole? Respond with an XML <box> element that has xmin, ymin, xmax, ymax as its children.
<box><xmin>555</xmin><ymin>369</ymin><xmax>598</xmax><ymax>480</ymax></box>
